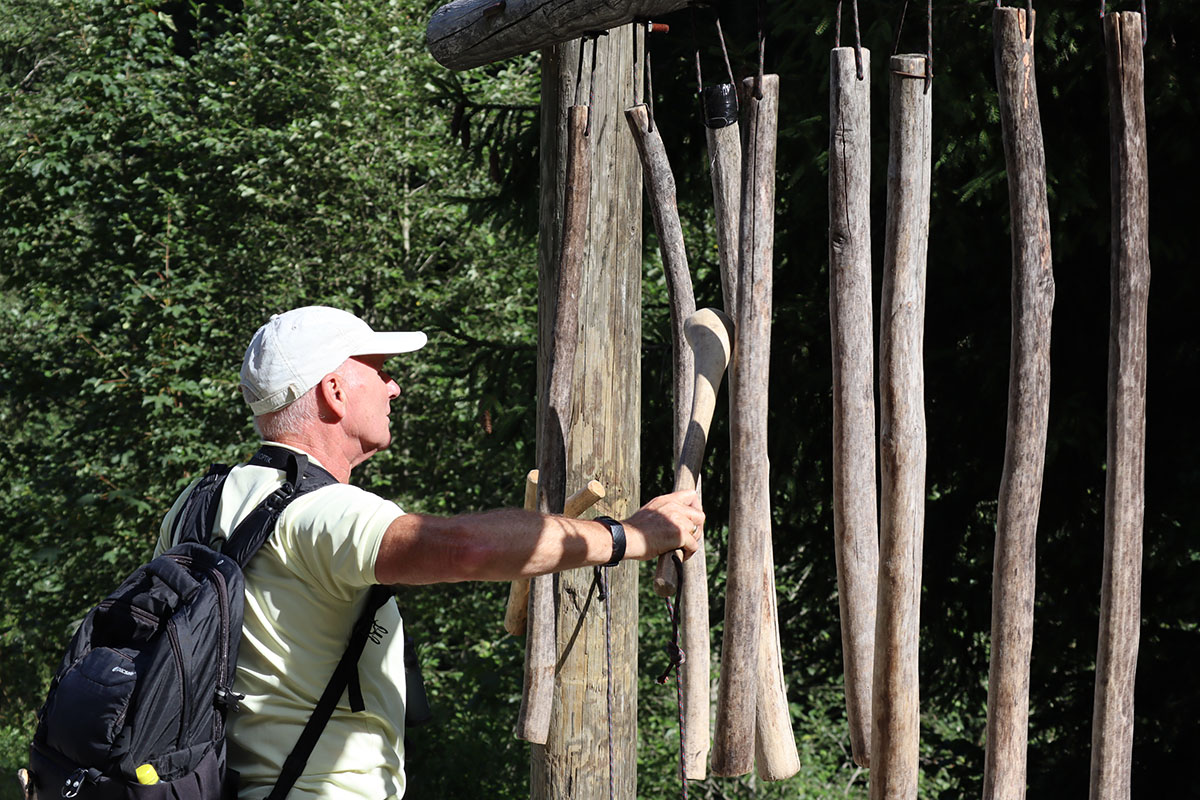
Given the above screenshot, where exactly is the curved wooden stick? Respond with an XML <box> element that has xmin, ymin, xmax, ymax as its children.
<box><xmin>626</xmin><ymin>103</ymin><xmax>697</xmax><ymax>472</ymax></box>
<box><xmin>654</xmin><ymin>308</ymin><xmax>733</xmax><ymax>594</ymax></box>
<box><xmin>504</xmin><ymin>472</ymin><xmax>607</xmax><ymax>635</ymax></box>
<box><xmin>984</xmin><ymin>10</ymin><xmax>1055</xmax><ymax>800</ymax></box>
<box><xmin>830</xmin><ymin>45</ymin><xmax>878</xmax><ymax>770</ymax></box>
<box><xmin>515</xmin><ymin>103</ymin><xmax>589</xmax><ymax>746</ymax></box>
<box><xmin>650</xmin><ymin>307</ymin><xmax>732</xmax><ymax>780</ymax></box>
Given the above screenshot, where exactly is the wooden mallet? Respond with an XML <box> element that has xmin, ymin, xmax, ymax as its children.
<box><xmin>503</xmin><ymin>470</ymin><xmax>606</xmax><ymax>636</ymax></box>
<box><xmin>651</xmin><ymin>307</ymin><xmax>733</xmax><ymax>781</ymax></box>
<box><xmin>653</xmin><ymin>307</ymin><xmax>734</xmax><ymax>597</ymax></box>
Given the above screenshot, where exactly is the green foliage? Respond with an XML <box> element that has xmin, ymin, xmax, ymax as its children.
<box><xmin>0</xmin><ymin>1</ymin><xmax>539</xmax><ymax>791</ymax></box>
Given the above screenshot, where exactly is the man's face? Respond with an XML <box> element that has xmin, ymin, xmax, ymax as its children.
<box><xmin>342</xmin><ymin>354</ymin><xmax>402</xmax><ymax>457</ymax></box>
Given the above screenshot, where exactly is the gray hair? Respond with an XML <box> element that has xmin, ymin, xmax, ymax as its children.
<box><xmin>253</xmin><ymin>386</ymin><xmax>321</xmax><ymax>441</ymax></box>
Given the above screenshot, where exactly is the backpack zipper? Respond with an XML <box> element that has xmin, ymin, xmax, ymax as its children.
<box><xmin>166</xmin><ymin>618</ymin><xmax>187</xmax><ymax>746</ymax></box>
<box><xmin>96</xmin><ymin>599</ymin><xmax>159</xmax><ymax>627</ymax></box>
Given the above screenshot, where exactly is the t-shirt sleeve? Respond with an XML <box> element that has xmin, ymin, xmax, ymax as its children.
<box><xmin>274</xmin><ymin>484</ymin><xmax>404</xmax><ymax>599</ymax></box>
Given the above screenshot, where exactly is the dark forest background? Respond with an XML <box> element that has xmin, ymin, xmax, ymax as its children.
<box><xmin>2</xmin><ymin>1</ymin><xmax>1196</xmax><ymax>797</ymax></box>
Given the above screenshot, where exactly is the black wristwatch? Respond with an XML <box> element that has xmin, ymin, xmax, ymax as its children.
<box><xmin>594</xmin><ymin>516</ymin><xmax>626</xmax><ymax>567</ymax></box>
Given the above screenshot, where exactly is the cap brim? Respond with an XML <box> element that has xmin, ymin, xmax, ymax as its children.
<box><xmin>353</xmin><ymin>330</ymin><xmax>427</xmax><ymax>356</ymax></box>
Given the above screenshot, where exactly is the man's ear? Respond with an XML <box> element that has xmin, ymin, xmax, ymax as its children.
<box><xmin>316</xmin><ymin>372</ymin><xmax>348</xmax><ymax>422</ymax></box>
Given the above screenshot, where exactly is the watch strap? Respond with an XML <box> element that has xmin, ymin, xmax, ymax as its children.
<box><xmin>594</xmin><ymin>516</ymin><xmax>626</xmax><ymax>567</ymax></box>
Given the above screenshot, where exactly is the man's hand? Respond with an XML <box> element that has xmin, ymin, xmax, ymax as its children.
<box><xmin>621</xmin><ymin>489</ymin><xmax>705</xmax><ymax>562</ymax></box>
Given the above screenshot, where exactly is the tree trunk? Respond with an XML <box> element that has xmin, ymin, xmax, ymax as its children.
<box><xmin>530</xmin><ymin>28</ymin><xmax>643</xmax><ymax>800</ymax></box>
<box><xmin>1090</xmin><ymin>13</ymin><xmax>1150</xmax><ymax>800</ymax></box>
<box><xmin>870</xmin><ymin>54</ymin><xmax>930</xmax><ymax>800</ymax></box>
<box><xmin>829</xmin><ymin>44</ymin><xmax>877</xmax><ymax>771</ymax></box>
<box><xmin>983</xmin><ymin>10</ymin><xmax>1055</xmax><ymax>800</ymax></box>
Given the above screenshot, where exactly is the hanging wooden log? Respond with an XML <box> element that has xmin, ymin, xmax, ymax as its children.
<box><xmin>755</xmin><ymin>536</ymin><xmax>801</xmax><ymax>781</ymax></box>
<box><xmin>625</xmin><ymin>103</ymin><xmax>713</xmax><ymax>781</ymax></box>
<box><xmin>870</xmin><ymin>54</ymin><xmax>930</xmax><ymax>800</ymax></box>
<box><xmin>427</xmin><ymin>0</ymin><xmax>690</xmax><ymax>71</ymax></box>
<box><xmin>703</xmin><ymin>84</ymin><xmax>743</xmax><ymax>315</ymax></box>
<box><xmin>749</xmin><ymin>75</ymin><xmax>798</xmax><ymax>784</ymax></box>
<box><xmin>983</xmin><ymin>9</ymin><xmax>1056</xmax><ymax>800</ymax></box>
<box><xmin>515</xmin><ymin>103</ymin><xmax>590</xmax><ymax>746</ymax></box>
<box><xmin>624</xmin><ymin>102</ymin><xmax>698</xmax><ymax>597</ymax></box>
<box><xmin>829</xmin><ymin>44</ymin><xmax>877</xmax><ymax>771</ymax></box>
<box><xmin>1091</xmin><ymin>13</ymin><xmax>1150</xmax><ymax>800</ymax></box>
<box><xmin>504</xmin><ymin>473</ymin><xmax>607</xmax><ymax>636</ymax></box>
<box><xmin>713</xmin><ymin>73</ymin><xmax>780</xmax><ymax>779</ymax></box>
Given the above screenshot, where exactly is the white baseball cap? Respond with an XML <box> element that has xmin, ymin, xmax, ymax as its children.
<box><xmin>240</xmin><ymin>306</ymin><xmax>427</xmax><ymax>415</ymax></box>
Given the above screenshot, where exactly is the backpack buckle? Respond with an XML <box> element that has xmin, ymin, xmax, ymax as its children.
<box><xmin>62</xmin><ymin>767</ymin><xmax>93</xmax><ymax>798</ymax></box>
<box><xmin>215</xmin><ymin>685</ymin><xmax>245</xmax><ymax>712</ymax></box>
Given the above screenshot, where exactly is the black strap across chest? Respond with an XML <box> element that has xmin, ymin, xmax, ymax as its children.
<box><xmin>174</xmin><ymin>446</ymin><xmax>394</xmax><ymax>800</ymax></box>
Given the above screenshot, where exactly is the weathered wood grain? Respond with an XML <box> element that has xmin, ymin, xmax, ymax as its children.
<box><xmin>714</xmin><ymin>73</ymin><xmax>779</xmax><ymax>779</ymax></box>
<box><xmin>705</xmin><ymin>108</ymin><xmax>742</xmax><ymax>316</ymax></box>
<box><xmin>1091</xmin><ymin>13</ymin><xmax>1150</xmax><ymax>800</ymax></box>
<box><xmin>427</xmin><ymin>0</ymin><xmax>690</xmax><ymax>70</ymax></box>
<box><xmin>983</xmin><ymin>10</ymin><xmax>1056</xmax><ymax>800</ymax></box>
<box><xmin>829</xmin><ymin>44</ymin><xmax>877</xmax><ymax>771</ymax></box>
<box><xmin>755</xmin><ymin>535</ymin><xmax>801</xmax><ymax>781</ymax></box>
<box><xmin>870</xmin><ymin>54</ymin><xmax>930</xmax><ymax>800</ymax></box>
<box><xmin>625</xmin><ymin>102</ymin><xmax>697</xmax><ymax>549</ymax></box>
<box><xmin>515</xmin><ymin>102</ymin><xmax>589</xmax><ymax>747</ymax></box>
<box><xmin>505</xmin><ymin>476</ymin><xmax>607</xmax><ymax>635</ymax></box>
<box><xmin>530</xmin><ymin>29</ymin><xmax>643</xmax><ymax>799</ymax></box>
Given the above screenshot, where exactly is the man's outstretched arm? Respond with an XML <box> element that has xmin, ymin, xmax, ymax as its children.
<box><xmin>374</xmin><ymin>489</ymin><xmax>704</xmax><ymax>586</ymax></box>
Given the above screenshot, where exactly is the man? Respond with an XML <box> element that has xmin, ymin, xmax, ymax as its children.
<box><xmin>156</xmin><ymin>306</ymin><xmax>703</xmax><ymax>799</ymax></box>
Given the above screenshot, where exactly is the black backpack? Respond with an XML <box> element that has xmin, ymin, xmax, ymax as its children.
<box><xmin>26</xmin><ymin>447</ymin><xmax>394</xmax><ymax>800</ymax></box>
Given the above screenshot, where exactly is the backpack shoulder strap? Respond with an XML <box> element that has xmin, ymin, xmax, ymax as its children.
<box><xmin>172</xmin><ymin>464</ymin><xmax>233</xmax><ymax>547</ymax></box>
<box><xmin>266</xmin><ymin>585</ymin><xmax>395</xmax><ymax>800</ymax></box>
<box><xmin>220</xmin><ymin>446</ymin><xmax>339</xmax><ymax>568</ymax></box>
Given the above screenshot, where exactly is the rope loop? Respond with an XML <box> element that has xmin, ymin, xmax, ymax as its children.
<box><xmin>1098</xmin><ymin>1</ymin><xmax>1148</xmax><ymax>46</ymax></box>
<box><xmin>834</xmin><ymin>1</ymin><xmax>864</xmax><ymax>80</ymax></box>
<box><xmin>890</xmin><ymin>0</ymin><xmax>933</xmax><ymax>92</ymax></box>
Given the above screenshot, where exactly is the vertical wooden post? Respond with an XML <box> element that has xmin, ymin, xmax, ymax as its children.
<box><xmin>530</xmin><ymin>27</ymin><xmax>643</xmax><ymax>800</ymax></box>
<box><xmin>829</xmin><ymin>44</ymin><xmax>877</xmax><ymax>771</ymax></box>
<box><xmin>714</xmin><ymin>73</ymin><xmax>780</xmax><ymax>779</ymax></box>
<box><xmin>1091</xmin><ymin>13</ymin><xmax>1150</xmax><ymax>800</ymax></box>
<box><xmin>984</xmin><ymin>9</ymin><xmax>1055</xmax><ymax>800</ymax></box>
<box><xmin>870</xmin><ymin>54</ymin><xmax>930</xmax><ymax>800</ymax></box>
<box><xmin>517</xmin><ymin>101</ymin><xmax>590</xmax><ymax>746</ymax></box>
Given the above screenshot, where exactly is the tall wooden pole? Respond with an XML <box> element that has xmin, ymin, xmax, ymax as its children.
<box><xmin>530</xmin><ymin>28</ymin><xmax>643</xmax><ymax>800</ymax></box>
<box><xmin>871</xmin><ymin>54</ymin><xmax>931</xmax><ymax>800</ymax></box>
<box><xmin>829</xmin><ymin>44</ymin><xmax>877</xmax><ymax>771</ymax></box>
<box><xmin>984</xmin><ymin>9</ymin><xmax>1055</xmax><ymax>800</ymax></box>
<box><xmin>1091</xmin><ymin>12</ymin><xmax>1150</xmax><ymax>800</ymax></box>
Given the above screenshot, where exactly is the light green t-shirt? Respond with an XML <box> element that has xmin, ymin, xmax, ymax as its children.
<box><xmin>157</xmin><ymin>444</ymin><xmax>407</xmax><ymax>800</ymax></box>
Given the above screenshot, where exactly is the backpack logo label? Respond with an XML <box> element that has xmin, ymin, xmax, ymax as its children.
<box><xmin>111</xmin><ymin>666</ymin><xmax>136</xmax><ymax>676</ymax></box>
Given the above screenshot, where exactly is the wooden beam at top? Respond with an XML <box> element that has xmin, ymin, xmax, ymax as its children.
<box><xmin>427</xmin><ymin>0</ymin><xmax>690</xmax><ymax>71</ymax></box>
